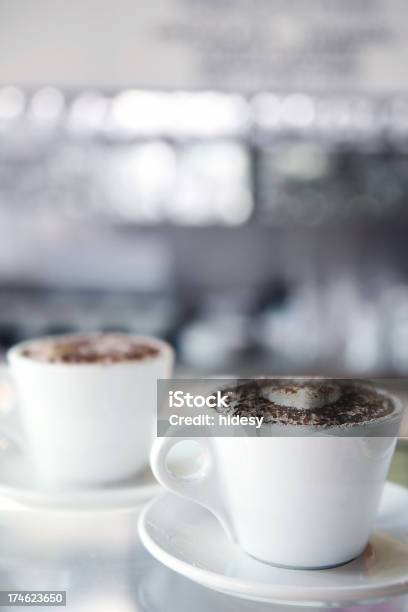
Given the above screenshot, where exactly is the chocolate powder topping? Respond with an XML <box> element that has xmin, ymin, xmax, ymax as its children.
<box><xmin>215</xmin><ymin>379</ymin><xmax>395</xmax><ymax>428</ymax></box>
<box><xmin>22</xmin><ymin>334</ymin><xmax>160</xmax><ymax>364</ymax></box>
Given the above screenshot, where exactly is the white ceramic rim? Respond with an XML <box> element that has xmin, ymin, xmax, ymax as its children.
<box><xmin>217</xmin><ymin>378</ymin><xmax>405</xmax><ymax>431</ymax></box>
<box><xmin>0</xmin><ymin>468</ymin><xmax>161</xmax><ymax>511</ymax></box>
<box><xmin>7</xmin><ymin>333</ymin><xmax>174</xmax><ymax>370</ymax></box>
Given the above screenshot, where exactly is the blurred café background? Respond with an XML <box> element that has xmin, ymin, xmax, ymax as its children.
<box><xmin>0</xmin><ymin>0</ymin><xmax>408</xmax><ymax>380</ymax></box>
<box><xmin>0</xmin><ymin>4</ymin><xmax>407</xmax><ymax>612</ymax></box>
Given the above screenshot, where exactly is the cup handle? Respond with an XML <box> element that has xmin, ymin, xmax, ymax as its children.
<box><xmin>150</xmin><ymin>433</ymin><xmax>236</xmax><ymax>542</ymax></box>
<box><xmin>0</xmin><ymin>366</ymin><xmax>24</xmax><ymax>452</ymax></box>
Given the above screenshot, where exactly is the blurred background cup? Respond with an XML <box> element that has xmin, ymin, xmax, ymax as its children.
<box><xmin>6</xmin><ymin>334</ymin><xmax>174</xmax><ymax>487</ymax></box>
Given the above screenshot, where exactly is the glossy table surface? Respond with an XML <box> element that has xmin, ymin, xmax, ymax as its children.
<box><xmin>0</xmin><ymin>444</ymin><xmax>406</xmax><ymax>612</ymax></box>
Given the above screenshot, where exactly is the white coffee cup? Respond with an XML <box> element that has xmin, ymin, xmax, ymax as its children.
<box><xmin>151</xmin><ymin>387</ymin><xmax>402</xmax><ymax>569</ymax></box>
<box><xmin>6</xmin><ymin>334</ymin><xmax>174</xmax><ymax>487</ymax></box>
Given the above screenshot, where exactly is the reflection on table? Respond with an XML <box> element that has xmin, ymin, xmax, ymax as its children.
<box><xmin>0</xmin><ymin>446</ymin><xmax>407</xmax><ymax>612</ymax></box>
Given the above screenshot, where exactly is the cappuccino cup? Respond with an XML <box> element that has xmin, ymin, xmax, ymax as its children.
<box><xmin>151</xmin><ymin>381</ymin><xmax>402</xmax><ymax>569</ymax></box>
<box><xmin>6</xmin><ymin>333</ymin><xmax>174</xmax><ymax>487</ymax></box>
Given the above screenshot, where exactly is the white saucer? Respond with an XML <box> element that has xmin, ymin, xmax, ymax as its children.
<box><xmin>139</xmin><ymin>482</ymin><xmax>408</xmax><ymax>606</ymax></box>
<box><xmin>0</xmin><ymin>439</ymin><xmax>160</xmax><ymax>510</ymax></box>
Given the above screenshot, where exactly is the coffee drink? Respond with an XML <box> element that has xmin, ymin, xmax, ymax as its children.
<box><xmin>151</xmin><ymin>378</ymin><xmax>402</xmax><ymax>569</ymax></box>
<box><xmin>8</xmin><ymin>334</ymin><xmax>174</xmax><ymax>486</ymax></box>
<box><xmin>216</xmin><ymin>379</ymin><xmax>395</xmax><ymax>428</ymax></box>
<box><xmin>21</xmin><ymin>333</ymin><xmax>160</xmax><ymax>364</ymax></box>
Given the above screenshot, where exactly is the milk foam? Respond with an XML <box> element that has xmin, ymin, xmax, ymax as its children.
<box><xmin>261</xmin><ymin>381</ymin><xmax>341</xmax><ymax>410</ymax></box>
